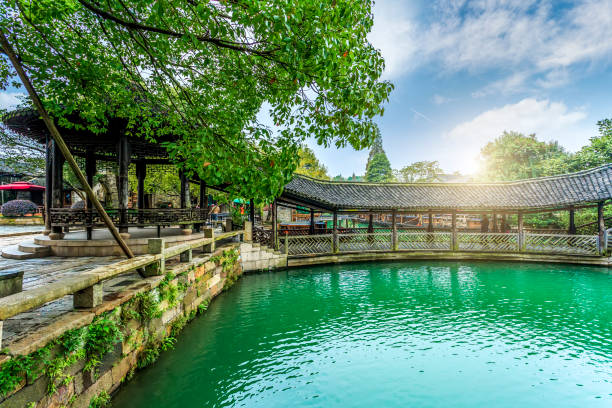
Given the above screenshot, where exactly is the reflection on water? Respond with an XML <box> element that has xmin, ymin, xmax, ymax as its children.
<box><xmin>113</xmin><ymin>261</ymin><xmax>612</xmax><ymax>408</ymax></box>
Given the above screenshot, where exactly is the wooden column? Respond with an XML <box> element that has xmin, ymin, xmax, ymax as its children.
<box><xmin>85</xmin><ymin>150</ymin><xmax>96</xmax><ymax>240</ymax></box>
<box><xmin>368</xmin><ymin>213</ymin><xmax>374</xmax><ymax>233</ymax></box>
<box><xmin>309</xmin><ymin>209</ymin><xmax>315</xmax><ymax>235</ymax></box>
<box><xmin>427</xmin><ymin>211</ymin><xmax>434</xmax><ymax>232</ymax></box>
<box><xmin>179</xmin><ymin>171</ymin><xmax>191</xmax><ymax>234</ymax></box>
<box><xmin>117</xmin><ymin>134</ymin><xmax>130</xmax><ymax>236</ymax></box>
<box><xmin>179</xmin><ymin>171</ymin><xmax>190</xmax><ymax>209</ymax></box>
<box><xmin>136</xmin><ymin>161</ymin><xmax>146</xmax><ymax>210</ymax></box>
<box><xmin>199</xmin><ymin>180</ymin><xmax>207</xmax><ymax>230</ymax></box>
<box><xmin>49</xmin><ymin>140</ymin><xmax>64</xmax><ymax>239</ymax></box>
<box><xmin>451</xmin><ymin>210</ymin><xmax>457</xmax><ymax>251</ymax></box>
<box><xmin>517</xmin><ymin>211</ymin><xmax>524</xmax><ymax>252</ymax></box>
<box><xmin>272</xmin><ymin>200</ymin><xmax>278</xmax><ymax>250</ymax></box>
<box><xmin>332</xmin><ymin>211</ymin><xmax>338</xmax><ymax>253</ymax></box>
<box><xmin>249</xmin><ymin>199</ymin><xmax>255</xmax><ymax>223</ymax></box>
<box><xmin>492</xmin><ymin>212</ymin><xmax>498</xmax><ymax>233</ymax></box>
<box><xmin>43</xmin><ymin>137</ymin><xmax>53</xmax><ymax>235</ymax></box>
<box><xmin>480</xmin><ymin>214</ymin><xmax>489</xmax><ymax>233</ymax></box>
<box><xmin>391</xmin><ymin>209</ymin><xmax>397</xmax><ymax>251</ymax></box>
<box><xmin>597</xmin><ymin>201</ymin><xmax>605</xmax><ymax>255</ymax></box>
<box><xmin>568</xmin><ymin>205</ymin><xmax>576</xmax><ymax>235</ymax></box>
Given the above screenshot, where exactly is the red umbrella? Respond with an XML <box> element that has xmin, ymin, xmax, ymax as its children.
<box><xmin>0</xmin><ymin>181</ymin><xmax>45</xmax><ymax>191</ymax></box>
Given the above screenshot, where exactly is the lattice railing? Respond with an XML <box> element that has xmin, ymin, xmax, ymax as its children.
<box><xmin>457</xmin><ymin>232</ymin><xmax>519</xmax><ymax>252</ymax></box>
<box><xmin>49</xmin><ymin>208</ymin><xmax>208</xmax><ymax>228</ymax></box>
<box><xmin>338</xmin><ymin>232</ymin><xmax>392</xmax><ymax>252</ymax></box>
<box><xmin>253</xmin><ymin>226</ymin><xmax>273</xmax><ymax>247</ymax></box>
<box><xmin>284</xmin><ymin>234</ymin><xmax>333</xmax><ymax>255</ymax></box>
<box><xmin>524</xmin><ymin>234</ymin><xmax>599</xmax><ymax>256</ymax></box>
<box><xmin>397</xmin><ymin>232</ymin><xmax>452</xmax><ymax>250</ymax></box>
<box><xmin>281</xmin><ymin>232</ymin><xmax>602</xmax><ymax>257</ymax></box>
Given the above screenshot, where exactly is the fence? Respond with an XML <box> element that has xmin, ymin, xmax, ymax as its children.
<box><xmin>0</xmin><ymin>229</ymin><xmax>244</xmax><ymax>348</ymax></box>
<box><xmin>282</xmin><ymin>230</ymin><xmax>604</xmax><ymax>257</ymax></box>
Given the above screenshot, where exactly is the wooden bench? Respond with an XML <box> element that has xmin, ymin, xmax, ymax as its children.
<box><xmin>0</xmin><ymin>270</ymin><xmax>24</xmax><ymax>297</ymax></box>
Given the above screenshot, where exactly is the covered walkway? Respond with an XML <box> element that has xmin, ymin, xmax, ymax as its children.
<box><xmin>268</xmin><ymin>164</ymin><xmax>612</xmax><ymax>258</ymax></box>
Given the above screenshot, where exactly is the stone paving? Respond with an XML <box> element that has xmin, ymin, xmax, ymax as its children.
<box><xmin>0</xmin><ymin>229</ymin><xmax>237</xmax><ymax>347</ymax></box>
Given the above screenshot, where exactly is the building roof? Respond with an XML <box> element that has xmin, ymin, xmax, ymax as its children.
<box><xmin>280</xmin><ymin>164</ymin><xmax>612</xmax><ymax>211</ymax></box>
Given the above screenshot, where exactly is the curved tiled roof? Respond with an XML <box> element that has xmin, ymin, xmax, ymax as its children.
<box><xmin>281</xmin><ymin>164</ymin><xmax>612</xmax><ymax>211</ymax></box>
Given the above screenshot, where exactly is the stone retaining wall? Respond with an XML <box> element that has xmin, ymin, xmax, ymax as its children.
<box><xmin>0</xmin><ymin>243</ymin><xmax>249</xmax><ymax>408</ymax></box>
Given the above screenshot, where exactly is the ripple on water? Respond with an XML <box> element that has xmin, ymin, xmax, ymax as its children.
<box><xmin>112</xmin><ymin>261</ymin><xmax>612</xmax><ymax>408</ymax></box>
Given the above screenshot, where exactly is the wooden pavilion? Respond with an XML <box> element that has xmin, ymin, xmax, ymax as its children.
<box><xmin>3</xmin><ymin>108</ymin><xmax>229</xmax><ymax>240</ymax></box>
<box><xmin>272</xmin><ymin>165</ymin><xmax>612</xmax><ymax>256</ymax></box>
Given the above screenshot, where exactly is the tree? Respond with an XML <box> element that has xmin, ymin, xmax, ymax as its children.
<box><xmin>395</xmin><ymin>160</ymin><xmax>443</xmax><ymax>182</ymax></box>
<box><xmin>365</xmin><ymin>152</ymin><xmax>393</xmax><ymax>182</ymax></box>
<box><xmin>364</xmin><ymin>127</ymin><xmax>393</xmax><ymax>182</ymax></box>
<box><xmin>0</xmin><ymin>0</ymin><xmax>392</xmax><ymax>201</ymax></box>
<box><xmin>294</xmin><ymin>145</ymin><xmax>329</xmax><ymax>179</ymax></box>
<box><xmin>479</xmin><ymin>131</ymin><xmax>568</xmax><ymax>181</ymax></box>
<box><xmin>566</xmin><ymin>119</ymin><xmax>612</xmax><ymax>171</ymax></box>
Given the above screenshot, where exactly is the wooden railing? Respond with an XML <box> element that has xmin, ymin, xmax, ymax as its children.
<box><xmin>0</xmin><ymin>229</ymin><xmax>244</xmax><ymax>347</ymax></box>
<box><xmin>49</xmin><ymin>208</ymin><xmax>209</xmax><ymax>228</ymax></box>
<box><xmin>281</xmin><ymin>231</ymin><xmax>605</xmax><ymax>257</ymax></box>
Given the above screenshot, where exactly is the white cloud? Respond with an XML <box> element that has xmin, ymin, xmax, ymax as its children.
<box><xmin>441</xmin><ymin>98</ymin><xmax>589</xmax><ymax>174</ymax></box>
<box><xmin>370</xmin><ymin>0</ymin><xmax>612</xmax><ymax>90</ymax></box>
<box><xmin>0</xmin><ymin>92</ymin><xmax>24</xmax><ymax>110</ymax></box>
<box><xmin>432</xmin><ymin>94</ymin><xmax>452</xmax><ymax>104</ymax></box>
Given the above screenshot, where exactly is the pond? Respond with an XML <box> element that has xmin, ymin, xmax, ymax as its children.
<box><xmin>112</xmin><ymin>261</ymin><xmax>612</xmax><ymax>408</ymax></box>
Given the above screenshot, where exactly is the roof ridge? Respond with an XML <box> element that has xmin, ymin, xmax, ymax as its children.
<box><xmin>291</xmin><ymin>163</ymin><xmax>612</xmax><ymax>187</ymax></box>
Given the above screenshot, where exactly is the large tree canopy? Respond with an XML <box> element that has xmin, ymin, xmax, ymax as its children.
<box><xmin>0</xmin><ymin>0</ymin><xmax>392</xmax><ymax>200</ymax></box>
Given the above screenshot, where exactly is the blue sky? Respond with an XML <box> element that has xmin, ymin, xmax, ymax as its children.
<box><xmin>309</xmin><ymin>0</ymin><xmax>612</xmax><ymax>177</ymax></box>
<box><xmin>1</xmin><ymin>0</ymin><xmax>610</xmax><ymax>177</ymax></box>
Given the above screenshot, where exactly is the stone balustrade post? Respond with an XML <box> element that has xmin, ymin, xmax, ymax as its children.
<box><xmin>74</xmin><ymin>283</ymin><xmax>103</xmax><ymax>309</ymax></box>
<box><xmin>244</xmin><ymin>221</ymin><xmax>253</xmax><ymax>242</ymax></box>
<box><xmin>144</xmin><ymin>238</ymin><xmax>166</xmax><ymax>276</ymax></box>
<box><xmin>180</xmin><ymin>247</ymin><xmax>193</xmax><ymax>263</ymax></box>
<box><xmin>203</xmin><ymin>227</ymin><xmax>215</xmax><ymax>253</ymax></box>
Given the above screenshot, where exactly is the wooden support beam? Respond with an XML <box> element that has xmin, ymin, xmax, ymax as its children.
<box><xmin>0</xmin><ymin>32</ymin><xmax>134</xmax><ymax>259</ymax></box>
<box><xmin>43</xmin><ymin>137</ymin><xmax>53</xmax><ymax>235</ymax></box>
<box><xmin>368</xmin><ymin>213</ymin><xmax>374</xmax><ymax>233</ymax></box>
<box><xmin>518</xmin><ymin>212</ymin><xmax>525</xmax><ymax>252</ymax></box>
<box><xmin>392</xmin><ymin>209</ymin><xmax>398</xmax><ymax>251</ymax></box>
<box><xmin>272</xmin><ymin>200</ymin><xmax>278</xmax><ymax>250</ymax></box>
<box><xmin>249</xmin><ymin>199</ymin><xmax>255</xmax><ymax>223</ymax></box>
<box><xmin>50</xmin><ymin>140</ymin><xmax>64</xmax><ymax>239</ymax></box>
<box><xmin>117</xmin><ymin>134</ymin><xmax>130</xmax><ymax>235</ymax></box>
<box><xmin>568</xmin><ymin>205</ymin><xmax>576</xmax><ymax>235</ymax></box>
<box><xmin>333</xmin><ymin>211</ymin><xmax>338</xmax><ymax>253</ymax></box>
<box><xmin>451</xmin><ymin>210</ymin><xmax>457</xmax><ymax>251</ymax></box>
<box><xmin>597</xmin><ymin>201</ymin><xmax>605</xmax><ymax>255</ymax></box>
<box><xmin>427</xmin><ymin>211</ymin><xmax>434</xmax><ymax>232</ymax></box>
<box><xmin>310</xmin><ymin>209</ymin><xmax>315</xmax><ymax>234</ymax></box>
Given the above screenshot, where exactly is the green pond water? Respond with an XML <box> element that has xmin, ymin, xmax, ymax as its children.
<box><xmin>112</xmin><ymin>261</ymin><xmax>612</xmax><ymax>408</ymax></box>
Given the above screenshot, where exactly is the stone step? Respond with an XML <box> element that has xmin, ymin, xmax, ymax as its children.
<box><xmin>18</xmin><ymin>240</ymin><xmax>52</xmax><ymax>255</ymax></box>
<box><xmin>1</xmin><ymin>245</ymin><xmax>44</xmax><ymax>260</ymax></box>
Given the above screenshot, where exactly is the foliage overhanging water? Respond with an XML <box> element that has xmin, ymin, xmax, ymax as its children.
<box><xmin>113</xmin><ymin>261</ymin><xmax>612</xmax><ymax>407</ymax></box>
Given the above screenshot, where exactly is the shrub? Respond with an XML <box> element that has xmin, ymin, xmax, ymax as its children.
<box><xmin>71</xmin><ymin>200</ymin><xmax>86</xmax><ymax>209</ymax></box>
<box><xmin>1</xmin><ymin>199</ymin><xmax>38</xmax><ymax>217</ymax></box>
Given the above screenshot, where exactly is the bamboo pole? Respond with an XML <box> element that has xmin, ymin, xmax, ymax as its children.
<box><xmin>0</xmin><ymin>31</ymin><xmax>134</xmax><ymax>258</ymax></box>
